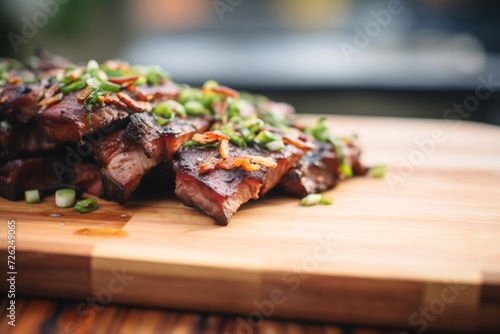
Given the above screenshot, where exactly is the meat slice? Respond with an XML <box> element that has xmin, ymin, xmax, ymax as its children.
<box><xmin>72</xmin><ymin>162</ymin><xmax>103</xmax><ymax>198</ymax></box>
<box><xmin>37</xmin><ymin>91</ymin><xmax>130</xmax><ymax>142</ymax></box>
<box><xmin>280</xmin><ymin>140</ymin><xmax>367</xmax><ymax>198</ymax></box>
<box><xmin>280</xmin><ymin>142</ymin><xmax>339</xmax><ymax>198</ymax></box>
<box><xmin>89</xmin><ymin>114</ymin><xmax>209</xmax><ymax>204</ymax></box>
<box><xmin>174</xmin><ymin>144</ymin><xmax>303</xmax><ymax>225</ymax></box>
<box><xmin>0</xmin><ymin>157</ymin><xmax>102</xmax><ymax>200</ymax></box>
<box><xmin>133</xmin><ymin>81</ymin><xmax>180</xmax><ymax>103</ymax></box>
<box><xmin>162</xmin><ymin>117</ymin><xmax>210</xmax><ymax>160</ymax></box>
<box><xmin>37</xmin><ymin>82</ymin><xmax>180</xmax><ymax>143</ymax></box>
<box><xmin>0</xmin><ymin>82</ymin><xmax>46</xmax><ymax>123</ymax></box>
<box><xmin>0</xmin><ymin>121</ymin><xmax>58</xmax><ymax>160</ymax></box>
<box><xmin>343</xmin><ymin>140</ymin><xmax>367</xmax><ymax>177</ymax></box>
<box><xmin>88</xmin><ymin>129</ymin><xmax>147</xmax><ymax>205</ymax></box>
<box><xmin>0</xmin><ymin>51</ymin><xmax>72</xmax><ymax>124</ymax></box>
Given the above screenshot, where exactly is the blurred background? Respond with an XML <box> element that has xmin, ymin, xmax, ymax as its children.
<box><xmin>1</xmin><ymin>0</ymin><xmax>500</xmax><ymax>124</ymax></box>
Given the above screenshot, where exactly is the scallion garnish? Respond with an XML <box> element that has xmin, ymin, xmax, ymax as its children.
<box><xmin>265</xmin><ymin>140</ymin><xmax>285</xmax><ymax>151</ymax></box>
<box><xmin>300</xmin><ymin>194</ymin><xmax>334</xmax><ymax>207</ymax></box>
<box><xmin>255</xmin><ymin>130</ymin><xmax>285</xmax><ymax>151</ymax></box>
<box><xmin>369</xmin><ymin>165</ymin><xmax>387</xmax><ymax>178</ymax></box>
<box><xmin>319</xmin><ymin>195</ymin><xmax>334</xmax><ymax>205</ymax></box>
<box><xmin>86</xmin><ymin>59</ymin><xmax>100</xmax><ymax>71</ymax></box>
<box><xmin>182</xmin><ymin>140</ymin><xmax>218</xmax><ymax>150</ymax></box>
<box><xmin>184</xmin><ymin>100</ymin><xmax>209</xmax><ymax>116</ymax></box>
<box><xmin>60</xmin><ymin>77</ymin><xmax>87</xmax><ymax>95</ymax></box>
<box><xmin>152</xmin><ymin>100</ymin><xmax>186</xmax><ymax>125</ymax></box>
<box><xmin>132</xmin><ymin>65</ymin><xmax>169</xmax><ymax>86</ymax></box>
<box><xmin>84</xmin><ymin>86</ymin><xmax>105</xmax><ymax>111</ymax></box>
<box><xmin>179</xmin><ymin>87</ymin><xmax>203</xmax><ymax>105</ymax></box>
<box><xmin>99</xmin><ymin>80</ymin><xmax>121</xmax><ymax>93</ymax></box>
<box><xmin>55</xmin><ymin>188</ymin><xmax>76</xmax><ymax>208</ymax></box>
<box><xmin>340</xmin><ymin>162</ymin><xmax>353</xmax><ymax>178</ymax></box>
<box><xmin>24</xmin><ymin>189</ymin><xmax>41</xmax><ymax>204</ymax></box>
<box><xmin>74</xmin><ymin>198</ymin><xmax>98</xmax><ymax>213</ymax></box>
<box><xmin>304</xmin><ymin>117</ymin><xmax>330</xmax><ymax>142</ymax></box>
<box><xmin>219</xmin><ymin>124</ymin><xmax>247</xmax><ymax>148</ymax></box>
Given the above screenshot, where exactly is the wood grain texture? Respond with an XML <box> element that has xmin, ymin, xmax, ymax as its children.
<box><xmin>0</xmin><ymin>297</ymin><xmax>407</xmax><ymax>334</ymax></box>
<box><xmin>1</xmin><ymin>116</ymin><xmax>499</xmax><ymax>332</ymax></box>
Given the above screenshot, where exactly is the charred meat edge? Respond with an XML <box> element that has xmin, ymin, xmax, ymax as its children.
<box><xmin>89</xmin><ymin>114</ymin><xmax>209</xmax><ymax>204</ymax></box>
<box><xmin>174</xmin><ymin>144</ymin><xmax>303</xmax><ymax>225</ymax></box>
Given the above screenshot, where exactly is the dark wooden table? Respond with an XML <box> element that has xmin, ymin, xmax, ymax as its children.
<box><xmin>0</xmin><ymin>297</ymin><xmax>414</xmax><ymax>334</ymax></box>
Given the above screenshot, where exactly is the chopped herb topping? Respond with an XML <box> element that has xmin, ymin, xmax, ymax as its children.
<box><xmin>152</xmin><ymin>100</ymin><xmax>186</xmax><ymax>125</ymax></box>
<box><xmin>300</xmin><ymin>194</ymin><xmax>335</xmax><ymax>206</ymax></box>
<box><xmin>369</xmin><ymin>165</ymin><xmax>387</xmax><ymax>178</ymax></box>
<box><xmin>132</xmin><ymin>65</ymin><xmax>170</xmax><ymax>86</ymax></box>
<box><xmin>305</xmin><ymin>117</ymin><xmax>347</xmax><ymax>172</ymax></box>
<box><xmin>84</xmin><ymin>86</ymin><xmax>105</xmax><ymax>111</ymax></box>
<box><xmin>74</xmin><ymin>198</ymin><xmax>98</xmax><ymax>213</ymax></box>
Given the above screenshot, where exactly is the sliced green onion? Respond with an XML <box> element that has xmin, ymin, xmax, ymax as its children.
<box><xmin>219</xmin><ymin>124</ymin><xmax>247</xmax><ymax>148</ymax></box>
<box><xmin>369</xmin><ymin>165</ymin><xmax>387</xmax><ymax>178</ymax></box>
<box><xmin>89</xmin><ymin>68</ymin><xmax>108</xmax><ymax>81</ymax></box>
<box><xmin>60</xmin><ymin>77</ymin><xmax>87</xmax><ymax>94</ymax></box>
<box><xmin>329</xmin><ymin>136</ymin><xmax>345</xmax><ymax>162</ymax></box>
<box><xmin>182</xmin><ymin>140</ymin><xmax>218</xmax><ymax>150</ymax></box>
<box><xmin>86</xmin><ymin>59</ymin><xmax>99</xmax><ymax>71</ymax></box>
<box><xmin>132</xmin><ymin>65</ymin><xmax>169</xmax><ymax>86</ymax></box>
<box><xmin>255</xmin><ymin>130</ymin><xmax>279</xmax><ymax>145</ymax></box>
<box><xmin>25</xmin><ymin>189</ymin><xmax>40</xmax><ymax>204</ymax></box>
<box><xmin>184</xmin><ymin>100</ymin><xmax>209</xmax><ymax>116</ymax></box>
<box><xmin>304</xmin><ymin>117</ymin><xmax>330</xmax><ymax>143</ymax></box>
<box><xmin>256</xmin><ymin>130</ymin><xmax>284</xmax><ymax>151</ymax></box>
<box><xmin>74</xmin><ymin>198</ymin><xmax>98</xmax><ymax>213</ymax></box>
<box><xmin>319</xmin><ymin>195</ymin><xmax>334</xmax><ymax>205</ymax></box>
<box><xmin>265</xmin><ymin>140</ymin><xmax>285</xmax><ymax>151</ymax></box>
<box><xmin>22</xmin><ymin>77</ymin><xmax>39</xmax><ymax>84</ymax></box>
<box><xmin>84</xmin><ymin>86</ymin><xmax>105</xmax><ymax>111</ymax></box>
<box><xmin>243</xmin><ymin>118</ymin><xmax>264</xmax><ymax>134</ymax></box>
<box><xmin>179</xmin><ymin>87</ymin><xmax>203</xmax><ymax>104</ymax></box>
<box><xmin>55</xmin><ymin>188</ymin><xmax>76</xmax><ymax>208</ymax></box>
<box><xmin>300</xmin><ymin>194</ymin><xmax>335</xmax><ymax>207</ymax></box>
<box><xmin>227</xmin><ymin>101</ymin><xmax>241</xmax><ymax>119</ymax></box>
<box><xmin>153</xmin><ymin>100</ymin><xmax>185</xmax><ymax>119</ymax></box>
<box><xmin>100</xmin><ymin>66</ymin><xmax>124</xmax><ymax>78</ymax></box>
<box><xmin>99</xmin><ymin>80</ymin><xmax>121</xmax><ymax>93</ymax></box>
<box><xmin>134</xmin><ymin>74</ymin><xmax>147</xmax><ymax>86</ymax></box>
<box><xmin>86</xmin><ymin>77</ymin><xmax>101</xmax><ymax>88</ymax></box>
<box><xmin>300</xmin><ymin>194</ymin><xmax>322</xmax><ymax>206</ymax></box>
<box><xmin>147</xmin><ymin>65</ymin><xmax>169</xmax><ymax>85</ymax></box>
<box><xmin>203</xmin><ymin>80</ymin><xmax>219</xmax><ymax>90</ymax></box>
<box><xmin>152</xmin><ymin>113</ymin><xmax>170</xmax><ymax>126</ymax></box>
<box><xmin>340</xmin><ymin>162</ymin><xmax>353</xmax><ymax>178</ymax></box>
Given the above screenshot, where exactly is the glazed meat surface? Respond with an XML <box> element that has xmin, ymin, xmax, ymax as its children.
<box><xmin>174</xmin><ymin>144</ymin><xmax>303</xmax><ymax>225</ymax></box>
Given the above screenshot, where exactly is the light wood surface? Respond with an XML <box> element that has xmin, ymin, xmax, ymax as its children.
<box><xmin>1</xmin><ymin>116</ymin><xmax>499</xmax><ymax>332</ymax></box>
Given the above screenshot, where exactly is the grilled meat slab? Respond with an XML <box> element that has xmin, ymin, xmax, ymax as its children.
<box><xmin>281</xmin><ymin>140</ymin><xmax>366</xmax><ymax>198</ymax></box>
<box><xmin>37</xmin><ymin>82</ymin><xmax>180</xmax><ymax>143</ymax></box>
<box><xmin>162</xmin><ymin>117</ymin><xmax>210</xmax><ymax>160</ymax></box>
<box><xmin>88</xmin><ymin>129</ymin><xmax>147</xmax><ymax>204</ymax></box>
<box><xmin>0</xmin><ymin>83</ymin><xmax>46</xmax><ymax>124</ymax></box>
<box><xmin>0</xmin><ymin>121</ymin><xmax>58</xmax><ymax>160</ymax></box>
<box><xmin>0</xmin><ymin>157</ymin><xmax>101</xmax><ymax>200</ymax></box>
<box><xmin>174</xmin><ymin>144</ymin><xmax>303</xmax><ymax>225</ymax></box>
<box><xmin>89</xmin><ymin>114</ymin><xmax>209</xmax><ymax>204</ymax></box>
<box><xmin>280</xmin><ymin>142</ymin><xmax>339</xmax><ymax>198</ymax></box>
<box><xmin>37</xmin><ymin>91</ymin><xmax>130</xmax><ymax>142</ymax></box>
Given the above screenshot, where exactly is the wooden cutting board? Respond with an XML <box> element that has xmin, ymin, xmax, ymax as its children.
<box><xmin>1</xmin><ymin>116</ymin><xmax>499</xmax><ymax>332</ymax></box>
